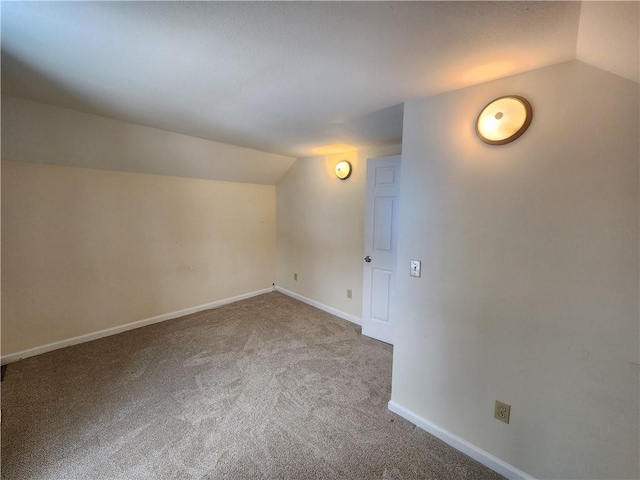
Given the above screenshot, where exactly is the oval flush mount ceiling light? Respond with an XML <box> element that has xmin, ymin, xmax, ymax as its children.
<box><xmin>335</xmin><ymin>160</ymin><xmax>352</xmax><ymax>180</ymax></box>
<box><xmin>476</xmin><ymin>95</ymin><xmax>532</xmax><ymax>145</ymax></box>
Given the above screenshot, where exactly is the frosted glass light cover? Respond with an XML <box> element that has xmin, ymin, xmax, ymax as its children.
<box><xmin>476</xmin><ymin>96</ymin><xmax>532</xmax><ymax>145</ymax></box>
<box><xmin>335</xmin><ymin>160</ymin><xmax>352</xmax><ymax>180</ymax></box>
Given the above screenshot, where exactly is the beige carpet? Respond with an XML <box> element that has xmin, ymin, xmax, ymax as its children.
<box><xmin>1</xmin><ymin>292</ymin><xmax>504</xmax><ymax>480</ymax></box>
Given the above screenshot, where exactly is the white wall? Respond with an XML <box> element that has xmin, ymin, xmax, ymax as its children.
<box><xmin>577</xmin><ymin>1</ymin><xmax>639</xmax><ymax>83</ymax></box>
<box><xmin>392</xmin><ymin>60</ymin><xmax>639</xmax><ymax>479</ymax></box>
<box><xmin>1</xmin><ymin>95</ymin><xmax>295</xmax><ymax>185</ymax></box>
<box><xmin>276</xmin><ymin>145</ymin><xmax>400</xmax><ymax>319</ymax></box>
<box><xmin>1</xmin><ymin>161</ymin><xmax>275</xmax><ymax>357</ymax></box>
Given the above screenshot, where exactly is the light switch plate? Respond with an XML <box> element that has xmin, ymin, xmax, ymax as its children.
<box><xmin>410</xmin><ymin>260</ymin><xmax>421</xmax><ymax>278</ymax></box>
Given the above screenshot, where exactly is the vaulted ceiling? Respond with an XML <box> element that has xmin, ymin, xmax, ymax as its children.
<box><xmin>2</xmin><ymin>2</ymin><xmax>638</xmax><ymax>160</ymax></box>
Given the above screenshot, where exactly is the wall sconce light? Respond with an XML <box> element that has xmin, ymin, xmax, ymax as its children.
<box><xmin>476</xmin><ymin>95</ymin><xmax>532</xmax><ymax>145</ymax></box>
<box><xmin>335</xmin><ymin>160</ymin><xmax>352</xmax><ymax>180</ymax></box>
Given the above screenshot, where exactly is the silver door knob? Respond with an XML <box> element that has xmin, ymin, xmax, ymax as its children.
<box><xmin>364</xmin><ymin>256</ymin><xmax>372</xmax><ymax>263</ymax></box>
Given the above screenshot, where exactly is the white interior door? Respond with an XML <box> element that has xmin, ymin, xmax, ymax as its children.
<box><xmin>362</xmin><ymin>155</ymin><xmax>401</xmax><ymax>345</ymax></box>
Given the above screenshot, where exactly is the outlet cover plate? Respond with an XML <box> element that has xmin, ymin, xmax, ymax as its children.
<box><xmin>494</xmin><ymin>400</ymin><xmax>511</xmax><ymax>424</ymax></box>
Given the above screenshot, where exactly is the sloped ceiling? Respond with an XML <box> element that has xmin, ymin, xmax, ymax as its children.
<box><xmin>3</xmin><ymin>1</ymin><xmax>583</xmax><ymax>160</ymax></box>
<box><xmin>2</xmin><ymin>2</ymin><xmax>637</xmax><ymax>165</ymax></box>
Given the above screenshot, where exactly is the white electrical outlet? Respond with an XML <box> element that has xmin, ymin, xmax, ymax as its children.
<box><xmin>494</xmin><ymin>400</ymin><xmax>511</xmax><ymax>424</ymax></box>
<box><xmin>410</xmin><ymin>260</ymin><xmax>421</xmax><ymax>278</ymax></box>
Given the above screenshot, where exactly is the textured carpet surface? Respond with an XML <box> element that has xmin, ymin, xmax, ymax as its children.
<box><xmin>1</xmin><ymin>292</ymin><xmax>504</xmax><ymax>480</ymax></box>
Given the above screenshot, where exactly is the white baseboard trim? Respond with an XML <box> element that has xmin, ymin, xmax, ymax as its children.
<box><xmin>275</xmin><ymin>287</ymin><xmax>361</xmax><ymax>326</ymax></box>
<box><xmin>1</xmin><ymin>288</ymin><xmax>274</xmax><ymax>365</ymax></box>
<box><xmin>388</xmin><ymin>400</ymin><xmax>535</xmax><ymax>480</ymax></box>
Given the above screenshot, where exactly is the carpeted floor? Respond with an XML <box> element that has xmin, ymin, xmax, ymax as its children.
<box><xmin>1</xmin><ymin>292</ymin><xmax>504</xmax><ymax>480</ymax></box>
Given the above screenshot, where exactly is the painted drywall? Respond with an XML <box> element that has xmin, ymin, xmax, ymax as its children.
<box><xmin>2</xmin><ymin>2</ymin><xmax>581</xmax><ymax>158</ymax></box>
<box><xmin>1</xmin><ymin>162</ymin><xmax>276</xmax><ymax>356</ymax></box>
<box><xmin>577</xmin><ymin>1</ymin><xmax>640</xmax><ymax>83</ymax></box>
<box><xmin>276</xmin><ymin>145</ymin><xmax>400</xmax><ymax>320</ymax></box>
<box><xmin>1</xmin><ymin>95</ymin><xmax>295</xmax><ymax>185</ymax></box>
<box><xmin>392</xmin><ymin>60</ymin><xmax>639</xmax><ymax>479</ymax></box>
